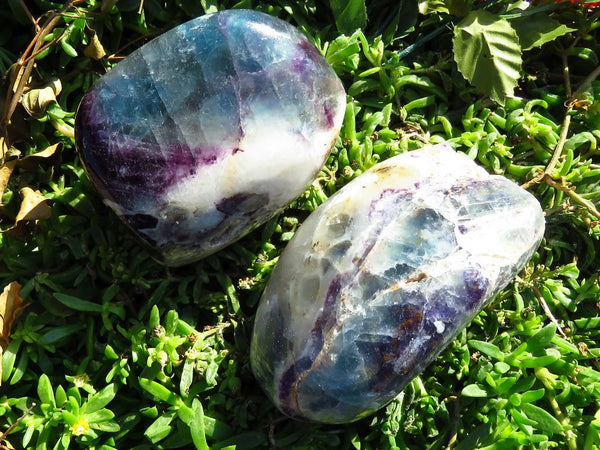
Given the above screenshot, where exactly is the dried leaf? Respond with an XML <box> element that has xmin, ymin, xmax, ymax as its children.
<box><xmin>0</xmin><ymin>137</ymin><xmax>8</xmax><ymax>160</ymax></box>
<box><xmin>16</xmin><ymin>143</ymin><xmax>62</xmax><ymax>171</ymax></box>
<box><xmin>2</xmin><ymin>188</ymin><xmax>52</xmax><ymax>236</ymax></box>
<box><xmin>0</xmin><ymin>143</ymin><xmax>62</xmax><ymax>205</ymax></box>
<box><xmin>16</xmin><ymin>187</ymin><xmax>51</xmax><ymax>221</ymax></box>
<box><xmin>84</xmin><ymin>32</ymin><xmax>107</xmax><ymax>60</ymax></box>
<box><xmin>21</xmin><ymin>78</ymin><xmax>62</xmax><ymax>119</ymax></box>
<box><xmin>0</xmin><ymin>282</ymin><xmax>27</xmax><ymax>350</ymax></box>
<box><xmin>0</xmin><ymin>160</ymin><xmax>17</xmax><ymax>204</ymax></box>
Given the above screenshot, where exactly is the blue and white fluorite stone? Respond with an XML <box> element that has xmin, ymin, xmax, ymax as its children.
<box><xmin>250</xmin><ymin>144</ymin><xmax>545</xmax><ymax>424</ymax></box>
<box><xmin>75</xmin><ymin>10</ymin><xmax>345</xmax><ymax>266</ymax></box>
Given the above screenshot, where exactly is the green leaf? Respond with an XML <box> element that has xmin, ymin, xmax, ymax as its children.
<box><xmin>139</xmin><ymin>378</ymin><xmax>180</xmax><ymax>405</ymax></box>
<box><xmin>462</xmin><ymin>384</ymin><xmax>488</xmax><ymax>397</ymax></box>
<box><xmin>165</xmin><ymin>310</ymin><xmax>178</xmax><ymax>335</ymax></box>
<box><xmin>326</xmin><ymin>33</ymin><xmax>361</xmax><ymax>74</ymax></box>
<box><xmin>55</xmin><ymin>385</ymin><xmax>67</xmax><ymax>406</ymax></box>
<box><xmin>180</xmin><ymin>358</ymin><xmax>195</xmax><ymax>398</ymax></box>
<box><xmin>190</xmin><ymin>399</ymin><xmax>209</xmax><ymax>450</ymax></box>
<box><xmin>469</xmin><ymin>340</ymin><xmax>505</xmax><ymax>360</ymax></box>
<box><xmin>84</xmin><ymin>384</ymin><xmax>117</xmax><ymax>414</ymax></box>
<box><xmin>329</xmin><ymin>0</ymin><xmax>367</xmax><ymax>34</ymax></box>
<box><xmin>521</xmin><ymin>403</ymin><xmax>563</xmax><ymax>434</ymax></box>
<box><xmin>145</xmin><ymin>410</ymin><xmax>177</xmax><ymax>444</ymax></box>
<box><xmin>216</xmin><ymin>273</ymin><xmax>240</xmax><ymax>315</ymax></box>
<box><xmin>454</xmin><ymin>423</ymin><xmax>493</xmax><ymax>450</ymax></box>
<box><xmin>37</xmin><ymin>374</ymin><xmax>55</xmax><ymax>407</ymax></box>
<box><xmin>91</xmin><ymin>420</ymin><xmax>120</xmax><ymax>432</ymax></box>
<box><xmin>526</xmin><ymin>323</ymin><xmax>557</xmax><ymax>354</ymax></box>
<box><xmin>520</xmin><ymin>388</ymin><xmax>546</xmax><ymax>404</ymax></box>
<box><xmin>86</xmin><ymin>408</ymin><xmax>115</xmax><ymax>423</ymax></box>
<box><xmin>39</xmin><ymin>325</ymin><xmax>82</xmax><ymax>346</ymax></box>
<box><xmin>54</xmin><ymin>293</ymin><xmax>103</xmax><ymax>312</ymax></box>
<box><xmin>519</xmin><ymin>349</ymin><xmax>561</xmax><ymax>368</ymax></box>
<box><xmin>453</xmin><ymin>10</ymin><xmax>522</xmax><ymax>105</ymax></box>
<box><xmin>2</xmin><ymin>339</ymin><xmax>21</xmax><ymax>383</ymax></box>
<box><xmin>149</xmin><ymin>305</ymin><xmax>160</xmax><ymax>329</ymax></box>
<box><xmin>511</xmin><ymin>15</ymin><xmax>575</xmax><ymax>51</ymax></box>
<box><xmin>381</xmin><ymin>0</ymin><xmax>418</xmax><ymax>43</ymax></box>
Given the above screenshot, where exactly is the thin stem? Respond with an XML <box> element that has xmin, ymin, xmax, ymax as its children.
<box><xmin>445</xmin><ymin>394</ymin><xmax>461</xmax><ymax>450</ymax></box>
<box><xmin>535</xmin><ymin>367</ymin><xmax>578</xmax><ymax>450</ymax></box>
<box><xmin>573</xmin><ymin>64</ymin><xmax>600</xmax><ymax>98</ymax></box>
<box><xmin>562</xmin><ymin>49</ymin><xmax>572</xmax><ymax>98</ymax></box>
<box><xmin>397</xmin><ymin>23</ymin><xmax>452</xmax><ymax>60</ymax></box>
<box><xmin>18</xmin><ymin>0</ymin><xmax>40</xmax><ymax>31</ymax></box>
<box><xmin>532</xmin><ymin>286</ymin><xmax>567</xmax><ymax>338</ymax></box>
<box><xmin>0</xmin><ymin>402</ymin><xmax>36</xmax><ymax>441</ymax></box>
<box><xmin>545</xmin><ymin>177</ymin><xmax>600</xmax><ymax>221</ymax></box>
<box><xmin>544</xmin><ymin>112</ymin><xmax>572</xmax><ymax>179</ymax></box>
<box><xmin>0</xmin><ymin>0</ymin><xmax>84</xmax><ymax>161</ymax></box>
<box><xmin>521</xmin><ymin>47</ymin><xmax>574</xmax><ymax>189</ymax></box>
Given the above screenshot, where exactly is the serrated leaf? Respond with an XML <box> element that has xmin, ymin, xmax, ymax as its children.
<box><xmin>453</xmin><ymin>10</ymin><xmax>522</xmax><ymax>105</ymax></box>
<box><xmin>329</xmin><ymin>0</ymin><xmax>367</xmax><ymax>34</ymax></box>
<box><xmin>511</xmin><ymin>15</ymin><xmax>575</xmax><ymax>51</ymax></box>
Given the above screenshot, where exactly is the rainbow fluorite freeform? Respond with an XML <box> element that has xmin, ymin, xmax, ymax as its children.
<box><xmin>75</xmin><ymin>10</ymin><xmax>345</xmax><ymax>266</ymax></box>
<box><xmin>251</xmin><ymin>144</ymin><xmax>545</xmax><ymax>424</ymax></box>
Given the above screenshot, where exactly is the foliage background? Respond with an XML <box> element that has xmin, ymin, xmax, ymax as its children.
<box><xmin>1</xmin><ymin>0</ymin><xmax>600</xmax><ymax>449</ymax></box>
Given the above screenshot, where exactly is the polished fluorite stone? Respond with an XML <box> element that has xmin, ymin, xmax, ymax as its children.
<box><xmin>75</xmin><ymin>10</ymin><xmax>345</xmax><ymax>266</ymax></box>
<box><xmin>251</xmin><ymin>144</ymin><xmax>545</xmax><ymax>424</ymax></box>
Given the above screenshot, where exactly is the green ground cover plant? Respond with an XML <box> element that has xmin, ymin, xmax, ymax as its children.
<box><xmin>1</xmin><ymin>0</ymin><xmax>600</xmax><ymax>448</ymax></box>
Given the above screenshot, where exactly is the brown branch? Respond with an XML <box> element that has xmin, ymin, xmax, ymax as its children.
<box><xmin>0</xmin><ymin>0</ymin><xmax>85</xmax><ymax>161</ymax></box>
<box><xmin>545</xmin><ymin>177</ymin><xmax>600</xmax><ymax>221</ymax></box>
<box><xmin>18</xmin><ymin>0</ymin><xmax>40</xmax><ymax>31</ymax></box>
<box><xmin>0</xmin><ymin>402</ymin><xmax>36</xmax><ymax>443</ymax></box>
<box><xmin>521</xmin><ymin>46</ymin><xmax>600</xmax><ymax>191</ymax></box>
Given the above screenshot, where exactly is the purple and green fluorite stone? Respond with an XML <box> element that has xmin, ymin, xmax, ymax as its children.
<box><xmin>75</xmin><ymin>10</ymin><xmax>345</xmax><ymax>266</ymax></box>
<box><xmin>250</xmin><ymin>144</ymin><xmax>545</xmax><ymax>424</ymax></box>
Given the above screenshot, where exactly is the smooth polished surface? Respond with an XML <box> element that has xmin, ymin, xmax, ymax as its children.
<box><xmin>251</xmin><ymin>144</ymin><xmax>545</xmax><ymax>423</ymax></box>
<box><xmin>75</xmin><ymin>10</ymin><xmax>346</xmax><ymax>266</ymax></box>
